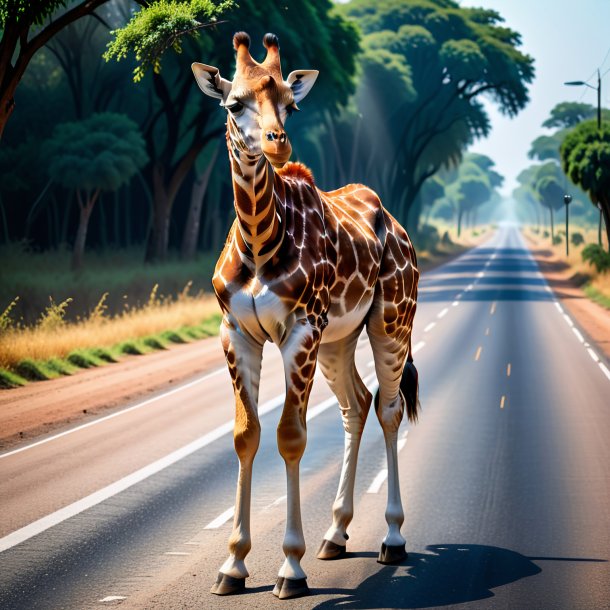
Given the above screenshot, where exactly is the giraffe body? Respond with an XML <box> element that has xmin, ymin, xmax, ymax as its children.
<box><xmin>192</xmin><ymin>32</ymin><xmax>419</xmax><ymax>599</ymax></box>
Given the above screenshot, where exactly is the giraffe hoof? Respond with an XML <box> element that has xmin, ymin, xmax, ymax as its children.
<box><xmin>210</xmin><ymin>572</ymin><xmax>246</xmax><ymax>595</ymax></box>
<box><xmin>377</xmin><ymin>543</ymin><xmax>408</xmax><ymax>565</ymax></box>
<box><xmin>317</xmin><ymin>539</ymin><xmax>347</xmax><ymax>560</ymax></box>
<box><xmin>272</xmin><ymin>576</ymin><xmax>310</xmax><ymax>599</ymax></box>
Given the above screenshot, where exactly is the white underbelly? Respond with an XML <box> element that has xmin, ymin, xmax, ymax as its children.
<box><xmin>321</xmin><ymin>300</ymin><xmax>372</xmax><ymax>344</ymax></box>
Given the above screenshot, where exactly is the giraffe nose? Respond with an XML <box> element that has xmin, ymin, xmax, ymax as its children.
<box><xmin>265</xmin><ymin>130</ymin><xmax>286</xmax><ymax>143</ymax></box>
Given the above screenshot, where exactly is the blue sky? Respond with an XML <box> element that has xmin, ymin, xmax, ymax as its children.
<box><xmin>459</xmin><ymin>0</ymin><xmax>610</xmax><ymax>195</ymax></box>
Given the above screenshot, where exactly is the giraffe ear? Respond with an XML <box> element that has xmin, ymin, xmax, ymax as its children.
<box><xmin>286</xmin><ymin>70</ymin><xmax>319</xmax><ymax>104</ymax></box>
<box><xmin>192</xmin><ymin>63</ymin><xmax>232</xmax><ymax>101</ymax></box>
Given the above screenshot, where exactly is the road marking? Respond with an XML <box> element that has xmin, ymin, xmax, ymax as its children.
<box><xmin>466</xmin><ymin>284</ymin><xmax>474</xmax><ymax>291</ymax></box>
<box><xmin>545</xmin><ymin>286</ymin><xmax>552</xmax><ymax>293</ymax></box>
<box><xmin>475</xmin><ymin>346</ymin><xmax>482</xmax><ymax>361</ymax></box>
<box><xmin>423</xmin><ymin>322</ymin><xmax>436</xmax><ymax>333</ymax></box>
<box><xmin>485</xmin><ymin>327</ymin><xmax>490</xmax><ymax>336</ymax></box>
<box><xmin>507</xmin><ymin>363</ymin><xmax>511</xmax><ymax>377</ymax></box>
<box><xmin>600</xmin><ymin>363</ymin><xmax>610</xmax><ymax>382</ymax></box>
<box><xmin>587</xmin><ymin>348</ymin><xmax>599</xmax><ymax>363</ymax></box>
<box><xmin>490</xmin><ymin>302</ymin><xmax>497</xmax><ymax>315</ymax></box>
<box><xmin>562</xmin><ymin>313</ymin><xmax>574</xmax><ymax>328</ymax></box>
<box><xmin>265</xmin><ymin>495</ymin><xmax>287</xmax><ymax>510</ymax></box>
<box><xmin>477</xmin><ymin>271</ymin><xmax>485</xmax><ymax>278</ymax></box>
<box><xmin>165</xmin><ymin>551</ymin><xmax>190</xmax><ymax>556</ymax></box>
<box><xmin>572</xmin><ymin>327</ymin><xmax>585</xmax><ymax>343</ymax></box>
<box><xmin>412</xmin><ymin>341</ymin><xmax>425</xmax><ymax>354</ymax></box>
<box><xmin>437</xmin><ymin>308</ymin><xmax>448</xmax><ymax>319</ymax></box>
<box><xmin>397</xmin><ymin>438</ymin><xmax>407</xmax><ymax>452</ymax></box>
<box><xmin>205</xmin><ymin>506</ymin><xmax>235</xmax><ymax>529</ymax></box>
<box><xmin>367</xmin><ymin>469</ymin><xmax>388</xmax><ymax>494</ymax></box>
<box><xmin>99</xmin><ymin>596</ymin><xmax>127</xmax><ymax>603</ymax></box>
<box><xmin>0</xmin><ymin>365</ymin><xmax>228</xmax><ymax>460</ymax></box>
<box><xmin>452</xmin><ymin>301</ymin><xmax>460</xmax><ymax>307</ymax></box>
<box><xmin>554</xmin><ymin>302</ymin><xmax>563</xmax><ymax>313</ymax></box>
<box><xmin>500</xmin><ymin>395</ymin><xmax>506</xmax><ymax>409</ymax></box>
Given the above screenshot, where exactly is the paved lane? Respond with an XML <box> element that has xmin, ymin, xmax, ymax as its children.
<box><xmin>0</xmin><ymin>225</ymin><xmax>608</xmax><ymax>609</ymax></box>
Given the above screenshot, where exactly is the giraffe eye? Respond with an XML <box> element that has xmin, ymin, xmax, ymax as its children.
<box><xmin>226</xmin><ymin>101</ymin><xmax>244</xmax><ymax>115</ymax></box>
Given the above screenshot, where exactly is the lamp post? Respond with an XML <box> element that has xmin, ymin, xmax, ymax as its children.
<box><xmin>564</xmin><ymin>70</ymin><xmax>601</xmax><ymax>130</ymax></box>
<box><xmin>564</xmin><ymin>194</ymin><xmax>572</xmax><ymax>255</ymax></box>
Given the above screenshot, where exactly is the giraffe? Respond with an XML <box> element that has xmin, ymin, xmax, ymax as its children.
<box><xmin>192</xmin><ymin>31</ymin><xmax>419</xmax><ymax>600</ymax></box>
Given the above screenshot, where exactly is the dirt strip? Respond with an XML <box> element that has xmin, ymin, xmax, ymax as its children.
<box><xmin>528</xmin><ymin>244</ymin><xmax>610</xmax><ymax>363</ymax></box>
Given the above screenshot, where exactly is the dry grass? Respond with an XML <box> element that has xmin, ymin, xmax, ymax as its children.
<box><xmin>524</xmin><ymin>225</ymin><xmax>610</xmax><ymax>303</ymax></box>
<box><xmin>0</xmin><ymin>288</ymin><xmax>220</xmax><ymax>370</ymax></box>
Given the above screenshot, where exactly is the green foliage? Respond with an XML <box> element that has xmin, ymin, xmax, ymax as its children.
<box><xmin>0</xmin><ymin>368</ymin><xmax>28</xmax><ymax>388</ymax></box>
<box><xmin>583</xmin><ymin>284</ymin><xmax>610</xmax><ymax>310</ymax></box>
<box><xmin>571</xmin><ymin>232</ymin><xmax>585</xmax><ymax>246</ymax></box>
<box><xmin>542</xmin><ymin>102</ymin><xmax>596</xmax><ymax>129</ymax></box>
<box><xmin>15</xmin><ymin>358</ymin><xmax>61</xmax><ymax>381</ymax></box>
<box><xmin>0</xmin><ymin>0</ymin><xmax>67</xmax><ymax>28</ymax></box>
<box><xmin>104</xmin><ymin>0</ymin><xmax>234</xmax><ymax>82</ymax></box>
<box><xmin>45</xmin><ymin>113</ymin><xmax>148</xmax><ymax>192</ymax></box>
<box><xmin>582</xmin><ymin>244</ymin><xmax>610</xmax><ymax>273</ymax></box>
<box><xmin>0</xmin><ymin>297</ymin><xmax>19</xmax><ymax>332</ymax></box>
<box><xmin>38</xmin><ymin>297</ymin><xmax>73</xmax><ymax>331</ymax></box>
<box><xmin>67</xmin><ymin>349</ymin><xmax>106</xmax><ymax>368</ymax></box>
<box><xmin>528</xmin><ymin>133</ymin><xmax>563</xmax><ymax>161</ymax></box>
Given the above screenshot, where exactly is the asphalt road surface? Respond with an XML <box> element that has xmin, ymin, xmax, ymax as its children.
<box><xmin>1</xmin><ymin>225</ymin><xmax>609</xmax><ymax>610</ymax></box>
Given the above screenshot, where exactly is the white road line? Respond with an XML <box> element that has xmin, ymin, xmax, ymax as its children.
<box><xmin>165</xmin><ymin>551</ymin><xmax>190</xmax><ymax>556</ymax></box>
<box><xmin>554</xmin><ymin>302</ymin><xmax>563</xmax><ymax>313</ymax></box>
<box><xmin>477</xmin><ymin>271</ymin><xmax>485</xmax><ymax>278</ymax></box>
<box><xmin>0</xmin><ymin>366</ymin><xmax>228</xmax><ymax>460</ymax></box>
<box><xmin>545</xmin><ymin>286</ymin><xmax>552</xmax><ymax>293</ymax></box>
<box><xmin>204</xmin><ymin>506</ymin><xmax>234</xmax><ymax>530</ymax></box>
<box><xmin>587</xmin><ymin>348</ymin><xmax>600</xmax><ymax>363</ymax></box>
<box><xmin>264</xmin><ymin>495</ymin><xmax>287</xmax><ymax>510</ymax></box>
<box><xmin>572</xmin><ymin>327</ymin><xmax>585</xmax><ymax>343</ymax></box>
<box><xmin>397</xmin><ymin>438</ymin><xmax>407</xmax><ymax>452</ymax></box>
<box><xmin>562</xmin><ymin>313</ymin><xmax>574</xmax><ymax>328</ymax></box>
<box><xmin>600</xmin><ymin>363</ymin><xmax>610</xmax><ymax>382</ymax></box>
<box><xmin>423</xmin><ymin>322</ymin><xmax>436</xmax><ymax>333</ymax></box>
<box><xmin>466</xmin><ymin>284</ymin><xmax>474</xmax><ymax>291</ymax></box>
<box><xmin>452</xmin><ymin>301</ymin><xmax>460</xmax><ymax>307</ymax></box>
<box><xmin>437</xmin><ymin>308</ymin><xmax>448</xmax><ymax>319</ymax></box>
<box><xmin>366</xmin><ymin>469</ymin><xmax>388</xmax><ymax>494</ymax></box>
<box><xmin>412</xmin><ymin>341</ymin><xmax>425</xmax><ymax>354</ymax></box>
<box><xmin>99</xmin><ymin>596</ymin><xmax>127</xmax><ymax>603</ymax></box>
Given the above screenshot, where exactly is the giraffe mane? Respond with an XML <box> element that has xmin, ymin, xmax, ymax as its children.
<box><xmin>276</xmin><ymin>162</ymin><xmax>315</xmax><ymax>186</ymax></box>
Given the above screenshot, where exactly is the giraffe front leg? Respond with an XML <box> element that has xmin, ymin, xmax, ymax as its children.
<box><xmin>273</xmin><ymin>319</ymin><xmax>321</xmax><ymax>600</ymax></box>
<box><xmin>211</xmin><ymin>319</ymin><xmax>264</xmax><ymax>596</ymax></box>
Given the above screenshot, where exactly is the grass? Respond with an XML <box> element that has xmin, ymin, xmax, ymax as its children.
<box><xmin>524</xmin><ymin>224</ymin><xmax>610</xmax><ymax>309</ymax></box>
<box><xmin>0</xmin><ymin>281</ymin><xmax>222</xmax><ymax>388</ymax></box>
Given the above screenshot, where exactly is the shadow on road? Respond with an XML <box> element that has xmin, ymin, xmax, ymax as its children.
<box><xmin>310</xmin><ymin>543</ymin><xmax>543</xmax><ymax>609</ymax></box>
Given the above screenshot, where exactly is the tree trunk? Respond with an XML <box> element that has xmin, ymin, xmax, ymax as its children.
<box><xmin>601</xmin><ymin>201</ymin><xmax>610</xmax><ymax>253</ymax></box>
<box><xmin>550</xmin><ymin>207</ymin><xmax>554</xmax><ymax>242</ymax></box>
<box><xmin>71</xmin><ymin>189</ymin><xmax>98</xmax><ymax>271</ymax></box>
<box><xmin>457</xmin><ymin>207</ymin><xmax>463</xmax><ymax>238</ymax></box>
<box><xmin>146</xmin><ymin>164</ymin><xmax>173</xmax><ymax>262</ymax></box>
<box><xmin>181</xmin><ymin>145</ymin><xmax>219</xmax><ymax>260</ymax></box>
<box><xmin>0</xmin><ymin>86</ymin><xmax>16</xmax><ymax>141</ymax></box>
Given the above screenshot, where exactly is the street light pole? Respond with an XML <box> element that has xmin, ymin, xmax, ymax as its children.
<box><xmin>564</xmin><ymin>194</ymin><xmax>572</xmax><ymax>255</ymax></box>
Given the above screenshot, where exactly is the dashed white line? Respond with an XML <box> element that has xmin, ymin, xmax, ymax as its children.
<box><xmin>572</xmin><ymin>327</ymin><xmax>585</xmax><ymax>344</ymax></box>
<box><xmin>437</xmin><ymin>308</ymin><xmax>448</xmax><ymax>319</ymax></box>
<box><xmin>554</xmin><ymin>302</ymin><xmax>563</xmax><ymax>313</ymax></box>
<box><xmin>466</xmin><ymin>284</ymin><xmax>474</xmax><ymax>291</ymax></box>
<box><xmin>452</xmin><ymin>301</ymin><xmax>460</xmax><ymax>307</ymax></box>
<box><xmin>99</xmin><ymin>596</ymin><xmax>127</xmax><ymax>603</ymax></box>
<box><xmin>366</xmin><ymin>469</ymin><xmax>388</xmax><ymax>494</ymax></box>
<box><xmin>204</xmin><ymin>506</ymin><xmax>235</xmax><ymax>529</ymax></box>
<box><xmin>165</xmin><ymin>551</ymin><xmax>190</xmax><ymax>556</ymax></box>
<box><xmin>423</xmin><ymin>322</ymin><xmax>436</xmax><ymax>333</ymax></box>
<box><xmin>397</xmin><ymin>438</ymin><xmax>407</xmax><ymax>452</ymax></box>
<box><xmin>587</xmin><ymin>348</ymin><xmax>600</xmax><ymax>363</ymax></box>
<box><xmin>600</xmin><ymin>363</ymin><xmax>610</xmax><ymax>382</ymax></box>
<box><xmin>477</xmin><ymin>271</ymin><xmax>485</xmax><ymax>278</ymax></box>
<box><xmin>412</xmin><ymin>341</ymin><xmax>426</xmax><ymax>354</ymax></box>
<box><xmin>562</xmin><ymin>313</ymin><xmax>574</xmax><ymax>328</ymax></box>
<box><xmin>265</xmin><ymin>495</ymin><xmax>287</xmax><ymax>510</ymax></box>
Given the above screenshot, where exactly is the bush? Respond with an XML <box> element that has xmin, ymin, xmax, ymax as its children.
<box><xmin>543</xmin><ymin>230</ymin><xmax>550</xmax><ymax>237</ymax></box>
<box><xmin>553</xmin><ymin>235</ymin><xmax>563</xmax><ymax>245</ymax></box>
<box><xmin>441</xmin><ymin>231</ymin><xmax>452</xmax><ymax>245</ymax></box>
<box><xmin>415</xmin><ymin>224</ymin><xmax>440</xmax><ymax>251</ymax></box>
<box><xmin>571</xmin><ymin>232</ymin><xmax>585</xmax><ymax>246</ymax></box>
<box><xmin>582</xmin><ymin>244</ymin><xmax>610</xmax><ymax>273</ymax></box>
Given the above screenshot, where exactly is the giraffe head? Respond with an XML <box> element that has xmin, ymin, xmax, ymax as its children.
<box><xmin>192</xmin><ymin>32</ymin><xmax>318</xmax><ymax>168</ymax></box>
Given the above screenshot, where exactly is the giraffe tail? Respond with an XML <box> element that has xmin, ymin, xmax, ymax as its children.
<box><xmin>400</xmin><ymin>351</ymin><xmax>420</xmax><ymax>424</ymax></box>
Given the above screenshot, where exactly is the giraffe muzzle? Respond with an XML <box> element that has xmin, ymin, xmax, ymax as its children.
<box><xmin>261</xmin><ymin>130</ymin><xmax>292</xmax><ymax>168</ymax></box>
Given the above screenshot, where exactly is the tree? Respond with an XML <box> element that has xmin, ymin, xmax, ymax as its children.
<box><xmin>542</xmin><ymin>102</ymin><xmax>596</xmax><ymax>130</ymax></box>
<box><xmin>561</xmin><ymin>120</ymin><xmax>610</xmax><ymax>251</ymax></box>
<box><xmin>337</xmin><ymin>0</ymin><xmax>534</xmax><ymax>228</ymax></box>
<box><xmin>532</xmin><ymin>162</ymin><xmax>564</xmax><ymax>241</ymax></box>
<box><xmin>45</xmin><ymin>112</ymin><xmax>147</xmax><ymax>269</ymax></box>
<box><xmin>106</xmin><ymin>0</ymin><xmax>360</xmax><ymax>261</ymax></box>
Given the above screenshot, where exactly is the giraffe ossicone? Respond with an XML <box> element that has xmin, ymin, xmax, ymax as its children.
<box><xmin>192</xmin><ymin>31</ymin><xmax>420</xmax><ymax>600</ymax></box>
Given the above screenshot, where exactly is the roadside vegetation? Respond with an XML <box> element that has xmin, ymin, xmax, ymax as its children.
<box><xmin>0</xmin><ymin>281</ymin><xmax>221</xmax><ymax>389</ymax></box>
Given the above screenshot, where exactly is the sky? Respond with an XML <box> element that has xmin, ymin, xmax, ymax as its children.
<box><xmin>459</xmin><ymin>0</ymin><xmax>610</xmax><ymax>196</ymax></box>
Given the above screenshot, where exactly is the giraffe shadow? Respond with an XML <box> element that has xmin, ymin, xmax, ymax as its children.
<box><xmin>309</xmin><ymin>544</ymin><xmax>546</xmax><ymax>609</ymax></box>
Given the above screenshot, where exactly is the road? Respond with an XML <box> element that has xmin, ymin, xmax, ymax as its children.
<box><xmin>1</xmin><ymin>224</ymin><xmax>609</xmax><ymax>610</ymax></box>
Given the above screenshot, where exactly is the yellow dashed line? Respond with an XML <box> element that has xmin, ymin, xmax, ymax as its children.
<box><xmin>490</xmin><ymin>302</ymin><xmax>497</xmax><ymax>315</ymax></box>
<box><xmin>475</xmin><ymin>346</ymin><xmax>482</xmax><ymax>361</ymax></box>
<box><xmin>507</xmin><ymin>363</ymin><xmax>511</xmax><ymax>377</ymax></box>
<box><xmin>500</xmin><ymin>395</ymin><xmax>506</xmax><ymax>409</ymax></box>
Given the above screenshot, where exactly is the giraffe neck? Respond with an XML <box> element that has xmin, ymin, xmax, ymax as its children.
<box><xmin>226</xmin><ymin>120</ymin><xmax>283</xmax><ymax>268</ymax></box>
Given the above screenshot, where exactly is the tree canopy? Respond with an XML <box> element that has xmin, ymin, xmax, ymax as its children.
<box><xmin>561</xmin><ymin>120</ymin><xmax>610</xmax><ymax>250</ymax></box>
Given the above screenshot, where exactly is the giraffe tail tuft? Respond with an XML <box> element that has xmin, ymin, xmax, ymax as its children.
<box><xmin>400</xmin><ymin>355</ymin><xmax>420</xmax><ymax>424</ymax></box>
